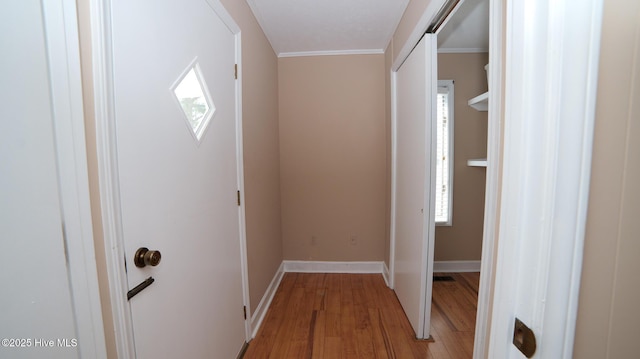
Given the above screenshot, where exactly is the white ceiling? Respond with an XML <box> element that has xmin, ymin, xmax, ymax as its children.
<box><xmin>246</xmin><ymin>0</ymin><xmax>410</xmax><ymax>57</ymax></box>
<box><xmin>246</xmin><ymin>0</ymin><xmax>489</xmax><ymax>58</ymax></box>
<box><xmin>437</xmin><ymin>0</ymin><xmax>490</xmax><ymax>53</ymax></box>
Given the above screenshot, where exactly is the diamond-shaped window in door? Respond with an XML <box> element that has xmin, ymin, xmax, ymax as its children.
<box><xmin>172</xmin><ymin>62</ymin><xmax>215</xmax><ymax>142</ymax></box>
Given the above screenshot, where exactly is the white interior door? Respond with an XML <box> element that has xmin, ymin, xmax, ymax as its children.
<box><xmin>392</xmin><ymin>34</ymin><xmax>437</xmax><ymax>339</ymax></box>
<box><xmin>1</xmin><ymin>1</ymin><xmax>105</xmax><ymax>358</ymax></box>
<box><xmin>0</xmin><ymin>3</ymin><xmax>78</xmax><ymax>358</ymax></box>
<box><xmin>111</xmin><ymin>0</ymin><xmax>245</xmax><ymax>357</ymax></box>
<box><xmin>488</xmin><ymin>0</ymin><xmax>603</xmax><ymax>357</ymax></box>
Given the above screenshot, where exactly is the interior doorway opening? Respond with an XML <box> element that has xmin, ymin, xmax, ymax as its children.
<box><xmin>432</xmin><ymin>0</ymin><xmax>489</xmax><ymax>355</ymax></box>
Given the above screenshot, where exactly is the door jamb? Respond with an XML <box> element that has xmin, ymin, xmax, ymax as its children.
<box><xmin>91</xmin><ymin>0</ymin><xmax>144</xmax><ymax>355</ymax></box>
<box><xmin>44</xmin><ymin>0</ymin><xmax>107</xmax><ymax>357</ymax></box>
<box><xmin>472</xmin><ymin>0</ymin><xmax>503</xmax><ymax>357</ymax></box>
<box><xmin>90</xmin><ymin>0</ymin><xmax>251</xmax><ymax>356</ymax></box>
<box><xmin>488</xmin><ymin>0</ymin><xmax>603</xmax><ymax>357</ymax></box>
<box><xmin>203</xmin><ymin>0</ymin><xmax>255</xmax><ymax>342</ymax></box>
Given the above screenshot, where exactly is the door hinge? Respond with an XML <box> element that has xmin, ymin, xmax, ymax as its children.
<box><xmin>234</xmin><ymin>64</ymin><xmax>238</xmax><ymax>79</ymax></box>
<box><xmin>243</xmin><ymin>305</ymin><xmax>247</xmax><ymax>320</ymax></box>
<box><xmin>237</xmin><ymin>190</ymin><xmax>241</xmax><ymax>206</ymax></box>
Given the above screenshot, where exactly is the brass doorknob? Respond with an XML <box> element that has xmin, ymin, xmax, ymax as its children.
<box><xmin>134</xmin><ymin>247</ymin><xmax>162</xmax><ymax>268</ymax></box>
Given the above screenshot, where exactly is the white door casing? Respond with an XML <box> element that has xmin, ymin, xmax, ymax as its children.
<box><xmin>0</xmin><ymin>0</ymin><xmax>106</xmax><ymax>358</ymax></box>
<box><xmin>392</xmin><ymin>34</ymin><xmax>437</xmax><ymax>340</ymax></box>
<box><xmin>92</xmin><ymin>0</ymin><xmax>249</xmax><ymax>357</ymax></box>
<box><xmin>472</xmin><ymin>0</ymin><xmax>504</xmax><ymax>357</ymax></box>
<box><xmin>488</xmin><ymin>0</ymin><xmax>603</xmax><ymax>357</ymax></box>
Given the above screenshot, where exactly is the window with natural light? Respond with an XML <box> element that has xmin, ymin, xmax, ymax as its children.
<box><xmin>172</xmin><ymin>61</ymin><xmax>215</xmax><ymax>142</ymax></box>
<box><xmin>436</xmin><ymin>80</ymin><xmax>454</xmax><ymax>225</ymax></box>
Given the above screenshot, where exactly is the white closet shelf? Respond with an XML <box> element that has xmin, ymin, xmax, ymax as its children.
<box><xmin>467</xmin><ymin>158</ymin><xmax>488</xmax><ymax>167</ymax></box>
<box><xmin>468</xmin><ymin>92</ymin><xmax>489</xmax><ymax>111</ymax></box>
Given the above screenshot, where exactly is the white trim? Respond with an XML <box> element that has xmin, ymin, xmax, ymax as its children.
<box><xmin>488</xmin><ymin>0</ymin><xmax>603</xmax><ymax>357</ymax></box>
<box><xmin>422</xmin><ymin>36</ymin><xmax>438</xmax><ymax>340</ymax></box>
<box><xmin>278</xmin><ymin>49</ymin><xmax>384</xmax><ymax>58</ymax></box>
<box><xmin>202</xmin><ymin>0</ymin><xmax>252</xmax><ymax>342</ymax></box>
<box><xmin>250</xmin><ymin>262</ymin><xmax>284</xmax><ymax>338</ymax></box>
<box><xmin>389</xmin><ymin>70</ymin><xmax>398</xmax><ymax>289</ymax></box>
<box><xmin>45</xmin><ymin>0</ymin><xmax>107</xmax><ymax>357</ymax></box>
<box><xmin>90</xmin><ymin>0</ymin><xmax>137</xmax><ymax>356</ymax></box>
<box><xmin>91</xmin><ymin>0</ymin><xmax>250</xmax><ymax>353</ymax></box>
<box><xmin>283</xmin><ymin>261</ymin><xmax>385</xmax><ymax>274</ymax></box>
<box><xmin>433</xmin><ymin>260</ymin><xmax>481</xmax><ymax>273</ymax></box>
<box><xmin>438</xmin><ymin>47</ymin><xmax>489</xmax><ymax>54</ymax></box>
<box><xmin>472</xmin><ymin>0</ymin><xmax>503</xmax><ymax>358</ymax></box>
<box><xmin>382</xmin><ymin>261</ymin><xmax>391</xmax><ymax>287</ymax></box>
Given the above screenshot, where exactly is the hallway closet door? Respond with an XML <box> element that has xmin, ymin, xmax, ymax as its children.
<box><xmin>392</xmin><ymin>34</ymin><xmax>437</xmax><ymax>340</ymax></box>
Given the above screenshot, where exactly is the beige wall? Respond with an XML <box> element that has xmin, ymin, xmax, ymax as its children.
<box><xmin>278</xmin><ymin>55</ymin><xmax>387</xmax><ymax>261</ymax></box>
<box><xmin>219</xmin><ymin>0</ymin><xmax>283</xmax><ymax>315</ymax></box>
<box><xmin>435</xmin><ymin>53</ymin><xmax>488</xmax><ymax>261</ymax></box>
<box><xmin>573</xmin><ymin>0</ymin><xmax>640</xmax><ymax>357</ymax></box>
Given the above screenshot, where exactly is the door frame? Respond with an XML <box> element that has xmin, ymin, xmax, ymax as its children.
<box><xmin>391</xmin><ymin>33</ymin><xmax>438</xmax><ymax>340</ymax></box>
<box><xmin>472</xmin><ymin>0</ymin><xmax>503</xmax><ymax>357</ymax></box>
<box><xmin>389</xmin><ymin>0</ymin><xmax>503</xmax><ymax>349</ymax></box>
<box><xmin>389</xmin><ymin>0</ymin><xmax>450</xmax><ymax>340</ymax></box>
<box><xmin>89</xmin><ymin>0</ymin><xmax>251</xmax><ymax>356</ymax></box>
<box><xmin>39</xmin><ymin>0</ymin><xmax>107</xmax><ymax>356</ymax></box>
<box><xmin>488</xmin><ymin>0</ymin><xmax>603</xmax><ymax>357</ymax></box>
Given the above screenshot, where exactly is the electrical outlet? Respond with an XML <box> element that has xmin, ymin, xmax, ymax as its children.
<box><xmin>350</xmin><ymin>235</ymin><xmax>357</xmax><ymax>246</ymax></box>
<box><xmin>311</xmin><ymin>235</ymin><xmax>317</xmax><ymax>246</ymax></box>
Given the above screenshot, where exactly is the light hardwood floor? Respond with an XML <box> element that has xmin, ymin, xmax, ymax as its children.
<box><xmin>243</xmin><ymin>272</ymin><xmax>479</xmax><ymax>359</ymax></box>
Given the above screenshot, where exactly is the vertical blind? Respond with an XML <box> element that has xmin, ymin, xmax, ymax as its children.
<box><xmin>435</xmin><ymin>82</ymin><xmax>453</xmax><ymax>224</ymax></box>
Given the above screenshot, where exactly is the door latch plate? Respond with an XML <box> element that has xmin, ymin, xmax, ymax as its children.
<box><xmin>513</xmin><ymin>317</ymin><xmax>536</xmax><ymax>358</ymax></box>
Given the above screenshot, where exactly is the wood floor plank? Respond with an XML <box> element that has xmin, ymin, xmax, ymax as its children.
<box><xmin>430</xmin><ymin>296</ymin><xmax>474</xmax><ymax>358</ymax></box>
<box><xmin>432</xmin><ymin>273</ymin><xmax>478</xmax><ymax>333</ymax></box>
<box><xmin>311</xmin><ymin>310</ymin><xmax>326</xmax><ymax>358</ymax></box>
<box><xmin>368</xmin><ymin>308</ymin><xmax>392</xmax><ymax>359</ymax></box>
<box><xmin>266</xmin><ymin>285</ymin><xmax>305</xmax><ymax>359</ymax></box>
<box><xmin>457</xmin><ymin>272</ymin><xmax>480</xmax><ymax>294</ymax></box>
<box><xmin>285</xmin><ymin>287</ymin><xmax>316</xmax><ymax>358</ymax></box>
<box><xmin>340</xmin><ymin>274</ymin><xmax>358</xmax><ymax>359</ymax></box>
<box><xmin>432</xmin><ymin>286</ymin><xmax>476</xmax><ymax>332</ymax></box>
<box><xmin>323</xmin><ymin>337</ymin><xmax>341</xmax><ymax>359</ymax></box>
<box><xmin>244</xmin><ymin>273</ymin><xmax>297</xmax><ymax>357</ymax></box>
<box><xmin>244</xmin><ymin>272</ymin><xmax>479</xmax><ymax>359</ymax></box>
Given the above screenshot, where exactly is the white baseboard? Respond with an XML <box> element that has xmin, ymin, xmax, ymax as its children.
<box><xmin>250</xmin><ymin>262</ymin><xmax>284</xmax><ymax>338</ymax></box>
<box><xmin>282</xmin><ymin>260</ymin><xmax>384</xmax><ymax>273</ymax></box>
<box><xmin>433</xmin><ymin>260</ymin><xmax>481</xmax><ymax>273</ymax></box>
<box><xmin>382</xmin><ymin>262</ymin><xmax>391</xmax><ymax>288</ymax></box>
